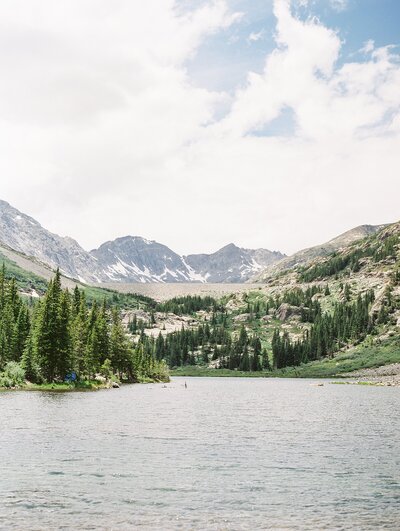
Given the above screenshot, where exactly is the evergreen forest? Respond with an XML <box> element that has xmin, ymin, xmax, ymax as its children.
<box><xmin>0</xmin><ymin>267</ymin><xmax>168</xmax><ymax>387</ymax></box>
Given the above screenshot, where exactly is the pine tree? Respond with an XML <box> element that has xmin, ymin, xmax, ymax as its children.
<box><xmin>251</xmin><ymin>337</ymin><xmax>262</xmax><ymax>371</ymax></box>
<box><xmin>21</xmin><ymin>334</ymin><xmax>39</xmax><ymax>383</ymax></box>
<box><xmin>58</xmin><ymin>290</ymin><xmax>72</xmax><ymax>378</ymax></box>
<box><xmin>72</xmin><ymin>292</ymin><xmax>89</xmax><ymax>377</ymax></box>
<box><xmin>261</xmin><ymin>348</ymin><xmax>271</xmax><ymax>371</ymax></box>
<box><xmin>239</xmin><ymin>346</ymin><xmax>250</xmax><ymax>371</ymax></box>
<box><xmin>35</xmin><ymin>279</ymin><xmax>59</xmax><ymax>381</ymax></box>
<box><xmin>109</xmin><ymin>308</ymin><xmax>131</xmax><ymax>379</ymax></box>
<box><xmin>13</xmin><ymin>305</ymin><xmax>30</xmax><ymax>361</ymax></box>
<box><xmin>73</xmin><ymin>286</ymin><xmax>81</xmax><ymax>317</ymax></box>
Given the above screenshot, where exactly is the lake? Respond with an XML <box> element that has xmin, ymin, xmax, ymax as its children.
<box><xmin>1</xmin><ymin>378</ymin><xmax>399</xmax><ymax>530</ymax></box>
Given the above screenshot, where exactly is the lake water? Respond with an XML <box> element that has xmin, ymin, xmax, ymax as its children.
<box><xmin>1</xmin><ymin>378</ymin><xmax>399</xmax><ymax>530</ymax></box>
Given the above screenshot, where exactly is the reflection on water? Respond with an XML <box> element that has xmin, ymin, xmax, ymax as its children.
<box><xmin>1</xmin><ymin>378</ymin><xmax>399</xmax><ymax>530</ymax></box>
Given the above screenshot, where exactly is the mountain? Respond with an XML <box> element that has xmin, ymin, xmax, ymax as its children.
<box><xmin>0</xmin><ymin>200</ymin><xmax>283</xmax><ymax>283</ymax></box>
<box><xmin>252</xmin><ymin>224</ymin><xmax>386</xmax><ymax>282</ymax></box>
<box><xmin>185</xmin><ymin>244</ymin><xmax>285</xmax><ymax>283</ymax></box>
<box><xmin>89</xmin><ymin>238</ymin><xmax>285</xmax><ymax>283</ymax></box>
<box><xmin>0</xmin><ymin>200</ymin><xmax>104</xmax><ymax>283</ymax></box>
<box><xmin>0</xmin><ymin>241</ymin><xmax>84</xmax><ymax>292</ymax></box>
<box><xmin>90</xmin><ymin>236</ymin><xmax>204</xmax><ymax>283</ymax></box>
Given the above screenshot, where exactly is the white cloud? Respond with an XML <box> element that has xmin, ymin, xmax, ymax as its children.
<box><xmin>1</xmin><ymin>0</ymin><xmax>399</xmax><ymax>256</ymax></box>
<box><xmin>248</xmin><ymin>30</ymin><xmax>265</xmax><ymax>43</ymax></box>
<box><xmin>360</xmin><ymin>39</ymin><xmax>375</xmax><ymax>54</ymax></box>
<box><xmin>0</xmin><ymin>0</ymin><xmax>238</xmax><ymax>240</ymax></box>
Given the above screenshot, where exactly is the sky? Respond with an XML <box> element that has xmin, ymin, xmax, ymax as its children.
<box><xmin>1</xmin><ymin>0</ymin><xmax>399</xmax><ymax>255</ymax></box>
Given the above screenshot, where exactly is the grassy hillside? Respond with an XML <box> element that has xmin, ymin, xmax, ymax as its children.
<box><xmin>0</xmin><ymin>248</ymin><xmax>48</xmax><ymax>294</ymax></box>
<box><xmin>0</xmin><ymin>247</ymin><xmax>155</xmax><ymax>310</ymax></box>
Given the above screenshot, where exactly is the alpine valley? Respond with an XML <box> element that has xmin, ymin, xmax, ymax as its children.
<box><xmin>0</xmin><ymin>197</ymin><xmax>400</xmax><ymax>387</ymax></box>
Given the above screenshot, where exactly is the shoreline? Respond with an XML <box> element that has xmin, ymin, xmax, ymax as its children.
<box><xmin>3</xmin><ymin>367</ymin><xmax>399</xmax><ymax>389</ymax></box>
<box><xmin>170</xmin><ymin>364</ymin><xmax>400</xmax><ymax>386</ymax></box>
<box><xmin>0</xmin><ymin>381</ymin><xmax>112</xmax><ymax>393</ymax></box>
<box><xmin>0</xmin><ymin>376</ymin><xmax>170</xmax><ymax>393</ymax></box>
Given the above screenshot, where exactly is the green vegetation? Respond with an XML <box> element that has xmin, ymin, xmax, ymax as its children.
<box><xmin>171</xmin><ymin>337</ymin><xmax>400</xmax><ymax>379</ymax></box>
<box><xmin>156</xmin><ymin>295</ymin><xmax>221</xmax><ymax>315</ymax></box>
<box><xmin>0</xmin><ymin>361</ymin><xmax>26</xmax><ymax>388</ymax></box>
<box><xmin>0</xmin><ymin>249</ymin><xmax>48</xmax><ymax>294</ymax></box>
<box><xmin>272</xmin><ymin>290</ymin><xmax>375</xmax><ymax>368</ymax></box>
<box><xmin>137</xmin><ymin>287</ymin><xmax>328</xmax><ymax>374</ymax></box>
<box><xmin>0</xmin><ymin>266</ymin><xmax>169</xmax><ymax>388</ymax></box>
<box><xmin>78</xmin><ymin>285</ymin><xmax>155</xmax><ymax>309</ymax></box>
<box><xmin>127</xmin><ymin>275</ymin><xmax>399</xmax><ymax>377</ymax></box>
<box><xmin>141</xmin><ymin>323</ymin><xmax>270</xmax><ymax>371</ymax></box>
<box><xmin>171</xmin><ymin>366</ymin><xmax>272</xmax><ymax>378</ymax></box>
<box><xmin>272</xmin><ymin>336</ymin><xmax>400</xmax><ymax>378</ymax></box>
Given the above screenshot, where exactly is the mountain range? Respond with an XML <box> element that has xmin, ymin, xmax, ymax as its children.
<box><xmin>0</xmin><ymin>199</ymin><xmax>388</xmax><ymax>284</ymax></box>
<box><xmin>0</xmin><ymin>200</ymin><xmax>284</xmax><ymax>283</ymax></box>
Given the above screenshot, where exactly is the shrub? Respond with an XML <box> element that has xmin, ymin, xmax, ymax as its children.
<box><xmin>99</xmin><ymin>359</ymin><xmax>116</xmax><ymax>380</ymax></box>
<box><xmin>0</xmin><ymin>362</ymin><xmax>26</xmax><ymax>388</ymax></box>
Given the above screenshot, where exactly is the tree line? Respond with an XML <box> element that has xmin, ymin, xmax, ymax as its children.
<box><xmin>272</xmin><ymin>290</ymin><xmax>378</xmax><ymax>369</ymax></box>
<box><xmin>241</xmin><ymin>286</ymin><xmax>324</xmax><ymax>323</ymax></box>
<box><xmin>156</xmin><ymin>295</ymin><xmax>221</xmax><ymax>315</ymax></box>
<box><xmin>130</xmin><ymin>322</ymin><xmax>271</xmax><ymax>372</ymax></box>
<box><xmin>0</xmin><ymin>267</ymin><xmax>168</xmax><ymax>385</ymax></box>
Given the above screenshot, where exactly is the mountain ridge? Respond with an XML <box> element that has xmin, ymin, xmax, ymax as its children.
<box><xmin>0</xmin><ymin>199</ymin><xmax>391</xmax><ymax>285</ymax></box>
<box><xmin>185</xmin><ymin>243</ymin><xmax>284</xmax><ymax>283</ymax></box>
<box><xmin>0</xmin><ymin>200</ymin><xmax>284</xmax><ymax>284</ymax></box>
<box><xmin>251</xmin><ymin>223</ymin><xmax>387</xmax><ymax>282</ymax></box>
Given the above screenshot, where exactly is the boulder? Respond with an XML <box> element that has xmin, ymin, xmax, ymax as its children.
<box><xmin>275</xmin><ymin>303</ymin><xmax>302</xmax><ymax>322</ymax></box>
<box><xmin>312</xmin><ymin>293</ymin><xmax>323</xmax><ymax>301</ymax></box>
<box><xmin>234</xmin><ymin>313</ymin><xmax>250</xmax><ymax>323</ymax></box>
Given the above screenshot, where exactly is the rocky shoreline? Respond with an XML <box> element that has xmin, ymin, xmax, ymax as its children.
<box><xmin>341</xmin><ymin>363</ymin><xmax>400</xmax><ymax>387</ymax></box>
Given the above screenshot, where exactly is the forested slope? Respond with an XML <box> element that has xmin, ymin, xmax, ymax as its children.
<box><xmin>127</xmin><ymin>222</ymin><xmax>400</xmax><ymax>378</ymax></box>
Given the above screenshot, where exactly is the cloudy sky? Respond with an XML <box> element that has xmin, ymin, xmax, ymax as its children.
<box><xmin>1</xmin><ymin>0</ymin><xmax>399</xmax><ymax>255</ymax></box>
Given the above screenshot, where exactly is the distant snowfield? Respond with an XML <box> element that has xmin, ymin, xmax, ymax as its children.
<box><xmin>95</xmin><ymin>282</ymin><xmax>265</xmax><ymax>302</ymax></box>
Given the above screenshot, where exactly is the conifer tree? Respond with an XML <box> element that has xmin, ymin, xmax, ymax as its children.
<box><xmin>109</xmin><ymin>308</ymin><xmax>131</xmax><ymax>379</ymax></box>
<box><xmin>21</xmin><ymin>334</ymin><xmax>39</xmax><ymax>383</ymax></box>
<box><xmin>239</xmin><ymin>345</ymin><xmax>250</xmax><ymax>371</ymax></box>
<box><xmin>261</xmin><ymin>348</ymin><xmax>271</xmax><ymax>371</ymax></box>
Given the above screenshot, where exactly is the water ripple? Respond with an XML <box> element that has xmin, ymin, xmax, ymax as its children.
<box><xmin>0</xmin><ymin>377</ymin><xmax>399</xmax><ymax>530</ymax></box>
